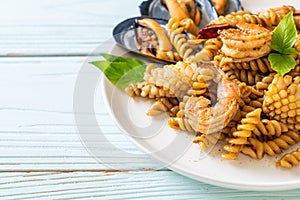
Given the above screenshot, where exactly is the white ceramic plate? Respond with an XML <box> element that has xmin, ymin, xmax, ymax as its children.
<box><xmin>102</xmin><ymin>0</ymin><xmax>300</xmax><ymax>191</ymax></box>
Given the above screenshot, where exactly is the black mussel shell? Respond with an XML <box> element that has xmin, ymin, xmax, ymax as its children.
<box><xmin>113</xmin><ymin>17</ymin><xmax>171</xmax><ymax>63</ymax></box>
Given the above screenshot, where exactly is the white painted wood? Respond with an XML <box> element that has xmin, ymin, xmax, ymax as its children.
<box><xmin>1</xmin><ymin>0</ymin><xmax>143</xmax><ymax>25</ymax></box>
<box><xmin>0</xmin><ymin>57</ymin><xmax>162</xmax><ymax>170</ymax></box>
<box><xmin>0</xmin><ymin>26</ymin><xmax>112</xmax><ymax>56</ymax></box>
<box><xmin>0</xmin><ymin>0</ymin><xmax>143</xmax><ymax>56</ymax></box>
<box><xmin>0</xmin><ymin>171</ymin><xmax>299</xmax><ymax>200</ymax></box>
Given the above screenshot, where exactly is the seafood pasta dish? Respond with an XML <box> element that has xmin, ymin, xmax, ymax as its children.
<box><xmin>103</xmin><ymin>0</ymin><xmax>300</xmax><ymax>169</ymax></box>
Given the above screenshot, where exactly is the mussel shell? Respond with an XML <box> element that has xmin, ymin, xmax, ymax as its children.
<box><xmin>113</xmin><ymin>17</ymin><xmax>172</xmax><ymax>63</ymax></box>
<box><xmin>223</xmin><ymin>0</ymin><xmax>243</xmax><ymax>15</ymax></box>
<box><xmin>140</xmin><ymin>0</ymin><xmax>243</xmax><ymax>25</ymax></box>
<box><xmin>140</xmin><ymin>0</ymin><xmax>170</xmax><ymax>21</ymax></box>
<box><xmin>140</xmin><ymin>0</ymin><xmax>218</xmax><ymax>28</ymax></box>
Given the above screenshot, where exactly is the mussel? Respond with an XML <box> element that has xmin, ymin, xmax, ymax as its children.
<box><xmin>140</xmin><ymin>0</ymin><xmax>218</xmax><ymax>29</ymax></box>
<box><xmin>140</xmin><ymin>0</ymin><xmax>242</xmax><ymax>24</ymax></box>
<box><xmin>113</xmin><ymin>17</ymin><xmax>181</xmax><ymax>63</ymax></box>
<box><xmin>211</xmin><ymin>0</ymin><xmax>242</xmax><ymax>16</ymax></box>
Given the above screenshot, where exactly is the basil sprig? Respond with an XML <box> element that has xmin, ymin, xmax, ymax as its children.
<box><xmin>268</xmin><ymin>11</ymin><xmax>299</xmax><ymax>76</ymax></box>
<box><xmin>91</xmin><ymin>53</ymin><xmax>146</xmax><ymax>89</ymax></box>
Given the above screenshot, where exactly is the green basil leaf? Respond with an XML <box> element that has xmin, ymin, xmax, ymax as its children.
<box><xmin>271</xmin><ymin>11</ymin><xmax>297</xmax><ymax>50</ymax></box>
<box><xmin>268</xmin><ymin>53</ymin><xmax>296</xmax><ymax>76</ymax></box>
<box><xmin>100</xmin><ymin>53</ymin><xmax>144</xmax><ymax>66</ymax></box>
<box><xmin>282</xmin><ymin>47</ymin><xmax>299</xmax><ymax>55</ymax></box>
<box><xmin>90</xmin><ymin>60</ymin><xmax>110</xmax><ymax>72</ymax></box>
<box><xmin>114</xmin><ymin>65</ymin><xmax>146</xmax><ymax>89</ymax></box>
<box><xmin>269</xmin><ymin>44</ymin><xmax>284</xmax><ymax>54</ymax></box>
<box><xmin>90</xmin><ymin>54</ymin><xmax>147</xmax><ymax>89</ymax></box>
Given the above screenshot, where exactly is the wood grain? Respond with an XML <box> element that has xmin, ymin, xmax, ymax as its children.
<box><xmin>0</xmin><ymin>57</ymin><xmax>162</xmax><ymax>171</ymax></box>
<box><xmin>0</xmin><ymin>0</ymin><xmax>143</xmax><ymax>56</ymax></box>
<box><xmin>0</xmin><ymin>171</ymin><xmax>299</xmax><ymax>200</ymax></box>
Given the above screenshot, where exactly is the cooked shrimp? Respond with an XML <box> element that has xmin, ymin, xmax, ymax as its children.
<box><xmin>198</xmin><ymin>22</ymin><xmax>272</xmax><ymax>44</ymax></box>
<box><xmin>183</xmin><ymin>63</ymin><xmax>240</xmax><ymax>134</ymax></box>
<box><xmin>220</xmin><ymin>22</ymin><xmax>272</xmax><ymax>47</ymax></box>
<box><xmin>221</xmin><ymin>35</ymin><xmax>268</xmax><ymax>50</ymax></box>
<box><xmin>219</xmin><ymin>22</ymin><xmax>272</xmax><ymax>60</ymax></box>
<box><xmin>221</xmin><ymin>44</ymin><xmax>271</xmax><ymax>59</ymax></box>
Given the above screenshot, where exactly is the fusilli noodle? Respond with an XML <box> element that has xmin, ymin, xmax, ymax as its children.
<box><xmin>211</xmin><ymin>6</ymin><xmax>294</xmax><ymax>29</ymax></box>
<box><xmin>147</xmin><ymin>97</ymin><xmax>179</xmax><ymax>117</ymax></box>
<box><xmin>242</xmin><ymin>131</ymin><xmax>300</xmax><ymax>159</ymax></box>
<box><xmin>222</xmin><ymin>108</ymin><xmax>261</xmax><ymax>160</ymax></box>
<box><xmin>276</xmin><ymin>148</ymin><xmax>300</xmax><ymax>168</ymax></box>
<box><xmin>125</xmin><ymin>81</ymin><xmax>175</xmax><ymax>98</ymax></box>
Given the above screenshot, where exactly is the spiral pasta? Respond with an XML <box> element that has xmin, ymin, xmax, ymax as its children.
<box><xmin>156</xmin><ymin>49</ymin><xmax>182</xmax><ymax>63</ymax></box>
<box><xmin>257</xmin><ymin>5</ymin><xmax>295</xmax><ymax>28</ymax></box>
<box><xmin>218</xmin><ymin>57</ymin><xmax>273</xmax><ymax>74</ymax></box>
<box><xmin>202</xmin><ymin>38</ymin><xmax>223</xmax><ymax>59</ymax></box>
<box><xmin>194</xmin><ymin>133</ymin><xmax>223</xmax><ymax>150</ymax></box>
<box><xmin>168</xmin><ymin>96</ymin><xmax>195</xmax><ymax>132</ymax></box>
<box><xmin>125</xmin><ymin>81</ymin><xmax>176</xmax><ymax>98</ymax></box>
<box><xmin>167</xmin><ymin>18</ymin><xmax>214</xmax><ymax>63</ymax></box>
<box><xmin>147</xmin><ymin>97</ymin><xmax>179</xmax><ymax>117</ymax></box>
<box><xmin>168</xmin><ymin>29</ymin><xmax>207</xmax><ymax>62</ymax></box>
<box><xmin>252</xmin><ymin>73</ymin><xmax>275</xmax><ymax>91</ymax></box>
<box><xmin>241</xmin><ymin>131</ymin><xmax>300</xmax><ymax>159</ymax></box>
<box><xmin>238</xmin><ymin>82</ymin><xmax>252</xmax><ymax>98</ymax></box>
<box><xmin>294</xmin><ymin>34</ymin><xmax>300</xmax><ymax>52</ymax></box>
<box><xmin>253</xmin><ymin>119</ymin><xmax>288</xmax><ymax>138</ymax></box>
<box><xmin>178</xmin><ymin>18</ymin><xmax>199</xmax><ymax>36</ymax></box>
<box><xmin>168</xmin><ymin>117</ymin><xmax>195</xmax><ymax>132</ymax></box>
<box><xmin>188</xmin><ymin>81</ymin><xmax>208</xmax><ymax>96</ymax></box>
<box><xmin>222</xmin><ymin>108</ymin><xmax>262</xmax><ymax>160</ymax></box>
<box><xmin>211</xmin><ymin>6</ymin><xmax>294</xmax><ymax>29</ymax></box>
<box><xmin>210</xmin><ymin>10</ymin><xmax>253</xmax><ymax>24</ymax></box>
<box><xmin>230</xmin><ymin>69</ymin><xmax>262</xmax><ymax>86</ymax></box>
<box><xmin>276</xmin><ymin>148</ymin><xmax>300</xmax><ymax>168</ymax></box>
<box><xmin>288</xmin><ymin>65</ymin><xmax>300</xmax><ymax>78</ymax></box>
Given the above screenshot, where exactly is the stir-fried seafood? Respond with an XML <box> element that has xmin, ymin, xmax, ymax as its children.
<box><xmin>198</xmin><ymin>21</ymin><xmax>272</xmax><ymax>62</ymax></box>
<box><xmin>143</xmin><ymin>62</ymin><xmax>193</xmax><ymax>98</ymax></box>
<box><xmin>220</xmin><ymin>22</ymin><xmax>272</xmax><ymax>60</ymax></box>
<box><xmin>119</xmin><ymin>4</ymin><xmax>300</xmax><ymax>167</ymax></box>
<box><xmin>197</xmin><ymin>23</ymin><xmax>232</xmax><ymax>39</ymax></box>
<box><xmin>263</xmin><ymin>74</ymin><xmax>300</xmax><ymax>130</ymax></box>
<box><xmin>183</xmin><ymin>64</ymin><xmax>240</xmax><ymax>134</ymax></box>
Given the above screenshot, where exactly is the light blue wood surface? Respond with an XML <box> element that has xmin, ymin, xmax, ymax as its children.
<box><xmin>1</xmin><ymin>0</ymin><xmax>300</xmax><ymax>199</ymax></box>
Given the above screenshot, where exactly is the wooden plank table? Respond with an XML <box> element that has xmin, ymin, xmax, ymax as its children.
<box><xmin>1</xmin><ymin>0</ymin><xmax>300</xmax><ymax>199</ymax></box>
